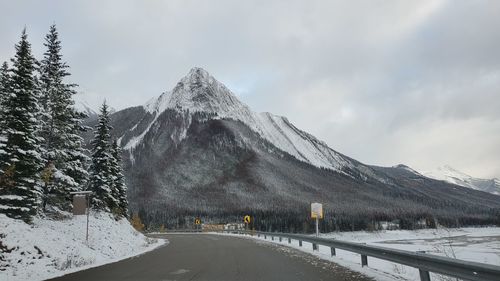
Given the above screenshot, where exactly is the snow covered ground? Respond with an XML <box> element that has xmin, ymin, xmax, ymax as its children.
<box><xmin>0</xmin><ymin>212</ymin><xmax>166</xmax><ymax>281</ymax></box>
<box><xmin>223</xmin><ymin>227</ymin><xmax>500</xmax><ymax>281</ymax></box>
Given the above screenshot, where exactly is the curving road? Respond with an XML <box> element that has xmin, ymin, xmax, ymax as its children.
<box><xmin>49</xmin><ymin>234</ymin><xmax>372</xmax><ymax>281</ymax></box>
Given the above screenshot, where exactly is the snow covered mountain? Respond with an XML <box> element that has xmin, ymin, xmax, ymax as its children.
<box><xmin>73</xmin><ymin>93</ymin><xmax>116</xmax><ymax>120</ymax></box>
<box><xmin>74</xmin><ymin>99</ymin><xmax>98</xmax><ymax>119</ymax></box>
<box><xmin>423</xmin><ymin>165</ymin><xmax>500</xmax><ymax>195</ymax></box>
<box><xmin>125</xmin><ymin>67</ymin><xmax>360</xmax><ymax>176</ymax></box>
<box><xmin>82</xmin><ymin>67</ymin><xmax>500</xmax><ymax>229</ymax></box>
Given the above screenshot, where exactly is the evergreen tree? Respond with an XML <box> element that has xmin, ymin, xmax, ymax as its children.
<box><xmin>110</xmin><ymin>139</ymin><xmax>128</xmax><ymax>217</ymax></box>
<box><xmin>0</xmin><ymin>62</ymin><xmax>10</xmax><ymax>168</ymax></box>
<box><xmin>0</xmin><ymin>61</ymin><xmax>9</xmax><ymax>120</ymax></box>
<box><xmin>89</xmin><ymin>102</ymin><xmax>116</xmax><ymax>211</ymax></box>
<box><xmin>0</xmin><ymin>29</ymin><xmax>43</xmax><ymax>222</ymax></box>
<box><xmin>38</xmin><ymin>24</ymin><xmax>89</xmax><ymax>210</ymax></box>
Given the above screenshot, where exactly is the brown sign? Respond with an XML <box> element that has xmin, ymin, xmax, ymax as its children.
<box><xmin>73</xmin><ymin>195</ymin><xmax>87</xmax><ymax>215</ymax></box>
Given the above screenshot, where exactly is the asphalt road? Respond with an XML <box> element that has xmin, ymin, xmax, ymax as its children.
<box><xmin>49</xmin><ymin>234</ymin><xmax>373</xmax><ymax>281</ymax></box>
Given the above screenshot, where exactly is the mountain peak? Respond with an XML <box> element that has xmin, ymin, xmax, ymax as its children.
<box><xmin>170</xmin><ymin>67</ymin><xmax>247</xmax><ymax>114</ymax></box>
<box><xmin>178</xmin><ymin>67</ymin><xmax>215</xmax><ymax>89</ymax></box>
<box><xmin>186</xmin><ymin>67</ymin><xmax>211</xmax><ymax>80</ymax></box>
<box><xmin>144</xmin><ymin>67</ymin><xmax>252</xmax><ymax>121</ymax></box>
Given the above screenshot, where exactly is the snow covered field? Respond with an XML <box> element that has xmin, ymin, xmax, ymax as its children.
<box><xmin>0</xmin><ymin>212</ymin><xmax>166</xmax><ymax>281</ymax></box>
<box><xmin>225</xmin><ymin>227</ymin><xmax>500</xmax><ymax>281</ymax></box>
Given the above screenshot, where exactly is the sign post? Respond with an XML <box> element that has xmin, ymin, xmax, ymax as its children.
<box><xmin>311</xmin><ymin>203</ymin><xmax>323</xmax><ymax>237</ymax></box>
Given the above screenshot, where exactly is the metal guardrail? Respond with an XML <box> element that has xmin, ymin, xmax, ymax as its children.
<box><xmin>223</xmin><ymin>230</ymin><xmax>500</xmax><ymax>281</ymax></box>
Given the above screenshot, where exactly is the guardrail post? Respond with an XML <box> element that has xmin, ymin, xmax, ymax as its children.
<box><xmin>279</xmin><ymin>236</ymin><xmax>282</xmax><ymax>242</ymax></box>
<box><xmin>299</xmin><ymin>240</ymin><xmax>302</xmax><ymax>247</ymax></box>
<box><xmin>419</xmin><ymin>269</ymin><xmax>431</xmax><ymax>281</ymax></box>
<box><xmin>288</xmin><ymin>237</ymin><xmax>291</xmax><ymax>244</ymax></box>
<box><xmin>361</xmin><ymin>255</ymin><xmax>368</xmax><ymax>267</ymax></box>
<box><xmin>312</xmin><ymin>243</ymin><xmax>318</xmax><ymax>251</ymax></box>
<box><xmin>331</xmin><ymin>247</ymin><xmax>336</xmax><ymax>256</ymax></box>
<box><xmin>272</xmin><ymin>236</ymin><xmax>274</xmax><ymax>241</ymax></box>
<box><xmin>416</xmin><ymin>251</ymin><xmax>431</xmax><ymax>281</ymax></box>
<box><xmin>257</xmin><ymin>234</ymin><xmax>260</xmax><ymax>238</ymax></box>
<box><xmin>264</xmin><ymin>234</ymin><xmax>266</xmax><ymax>239</ymax></box>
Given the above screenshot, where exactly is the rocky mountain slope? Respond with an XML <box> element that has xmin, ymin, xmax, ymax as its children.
<box><xmin>83</xmin><ymin>67</ymin><xmax>500</xmax><ymax>231</ymax></box>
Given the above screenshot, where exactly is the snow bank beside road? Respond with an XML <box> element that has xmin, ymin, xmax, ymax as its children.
<box><xmin>0</xmin><ymin>212</ymin><xmax>166</xmax><ymax>281</ymax></box>
<box><xmin>223</xmin><ymin>227</ymin><xmax>500</xmax><ymax>281</ymax></box>
<box><xmin>320</xmin><ymin>227</ymin><xmax>500</xmax><ymax>266</ymax></box>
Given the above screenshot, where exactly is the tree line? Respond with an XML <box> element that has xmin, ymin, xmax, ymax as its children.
<box><xmin>0</xmin><ymin>26</ymin><xmax>127</xmax><ymax>222</ymax></box>
<box><xmin>133</xmin><ymin>205</ymin><xmax>500</xmax><ymax>233</ymax></box>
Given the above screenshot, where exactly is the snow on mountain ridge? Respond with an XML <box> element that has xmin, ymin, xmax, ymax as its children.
<box><xmin>423</xmin><ymin>165</ymin><xmax>500</xmax><ymax>195</ymax></box>
<box><xmin>74</xmin><ymin>99</ymin><xmax>97</xmax><ymax>118</ymax></box>
<box><xmin>424</xmin><ymin>165</ymin><xmax>475</xmax><ymax>188</ymax></box>
<box><xmin>73</xmin><ymin>93</ymin><xmax>116</xmax><ymax>117</ymax></box>
<box><xmin>134</xmin><ymin>67</ymin><xmax>355</xmax><ymax>174</ymax></box>
<box><xmin>392</xmin><ymin>164</ymin><xmax>423</xmax><ymax>175</ymax></box>
<box><xmin>437</xmin><ymin>165</ymin><xmax>471</xmax><ymax>180</ymax></box>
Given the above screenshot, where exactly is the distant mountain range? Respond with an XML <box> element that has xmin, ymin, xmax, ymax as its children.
<box><xmin>82</xmin><ymin>67</ymin><xmax>500</xmax><ymax>231</ymax></box>
<box><xmin>74</xmin><ymin>99</ymin><xmax>98</xmax><ymax>119</ymax></box>
<box><xmin>73</xmin><ymin>93</ymin><xmax>115</xmax><ymax>121</ymax></box>
<box><xmin>422</xmin><ymin>165</ymin><xmax>500</xmax><ymax>195</ymax></box>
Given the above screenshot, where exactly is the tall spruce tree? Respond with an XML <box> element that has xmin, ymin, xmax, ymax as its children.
<box><xmin>0</xmin><ymin>62</ymin><xmax>10</xmax><ymax>166</ymax></box>
<box><xmin>0</xmin><ymin>61</ymin><xmax>9</xmax><ymax>121</ymax></box>
<box><xmin>110</xmin><ymin>139</ymin><xmax>128</xmax><ymax>217</ymax></box>
<box><xmin>38</xmin><ymin>24</ymin><xmax>89</xmax><ymax>210</ymax></box>
<box><xmin>89</xmin><ymin>102</ymin><xmax>117</xmax><ymax>211</ymax></box>
<box><xmin>0</xmin><ymin>29</ymin><xmax>43</xmax><ymax>222</ymax></box>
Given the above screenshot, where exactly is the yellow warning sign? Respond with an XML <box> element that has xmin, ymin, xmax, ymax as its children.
<box><xmin>195</xmin><ymin>218</ymin><xmax>201</xmax><ymax>225</ymax></box>
<box><xmin>244</xmin><ymin>215</ymin><xmax>251</xmax><ymax>224</ymax></box>
<box><xmin>311</xmin><ymin>203</ymin><xmax>323</xmax><ymax>219</ymax></box>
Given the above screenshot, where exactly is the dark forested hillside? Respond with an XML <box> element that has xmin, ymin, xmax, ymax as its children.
<box><xmin>83</xmin><ymin>106</ymin><xmax>500</xmax><ymax>233</ymax></box>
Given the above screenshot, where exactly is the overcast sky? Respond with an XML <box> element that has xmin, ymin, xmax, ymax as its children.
<box><xmin>1</xmin><ymin>0</ymin><xmax>499</xmax><ymax>178</ymax></box>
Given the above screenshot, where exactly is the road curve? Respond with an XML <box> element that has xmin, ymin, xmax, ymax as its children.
<box><xmin>48</xmin><ymin>233</ymin><xmax>373</xmax><ymax>281</ymax></box>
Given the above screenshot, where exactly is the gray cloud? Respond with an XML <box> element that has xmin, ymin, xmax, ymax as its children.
<box><xmin>1</xmin><ymin>0</ymin><xmax>499</xmax><ymax>178</ymax></box>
